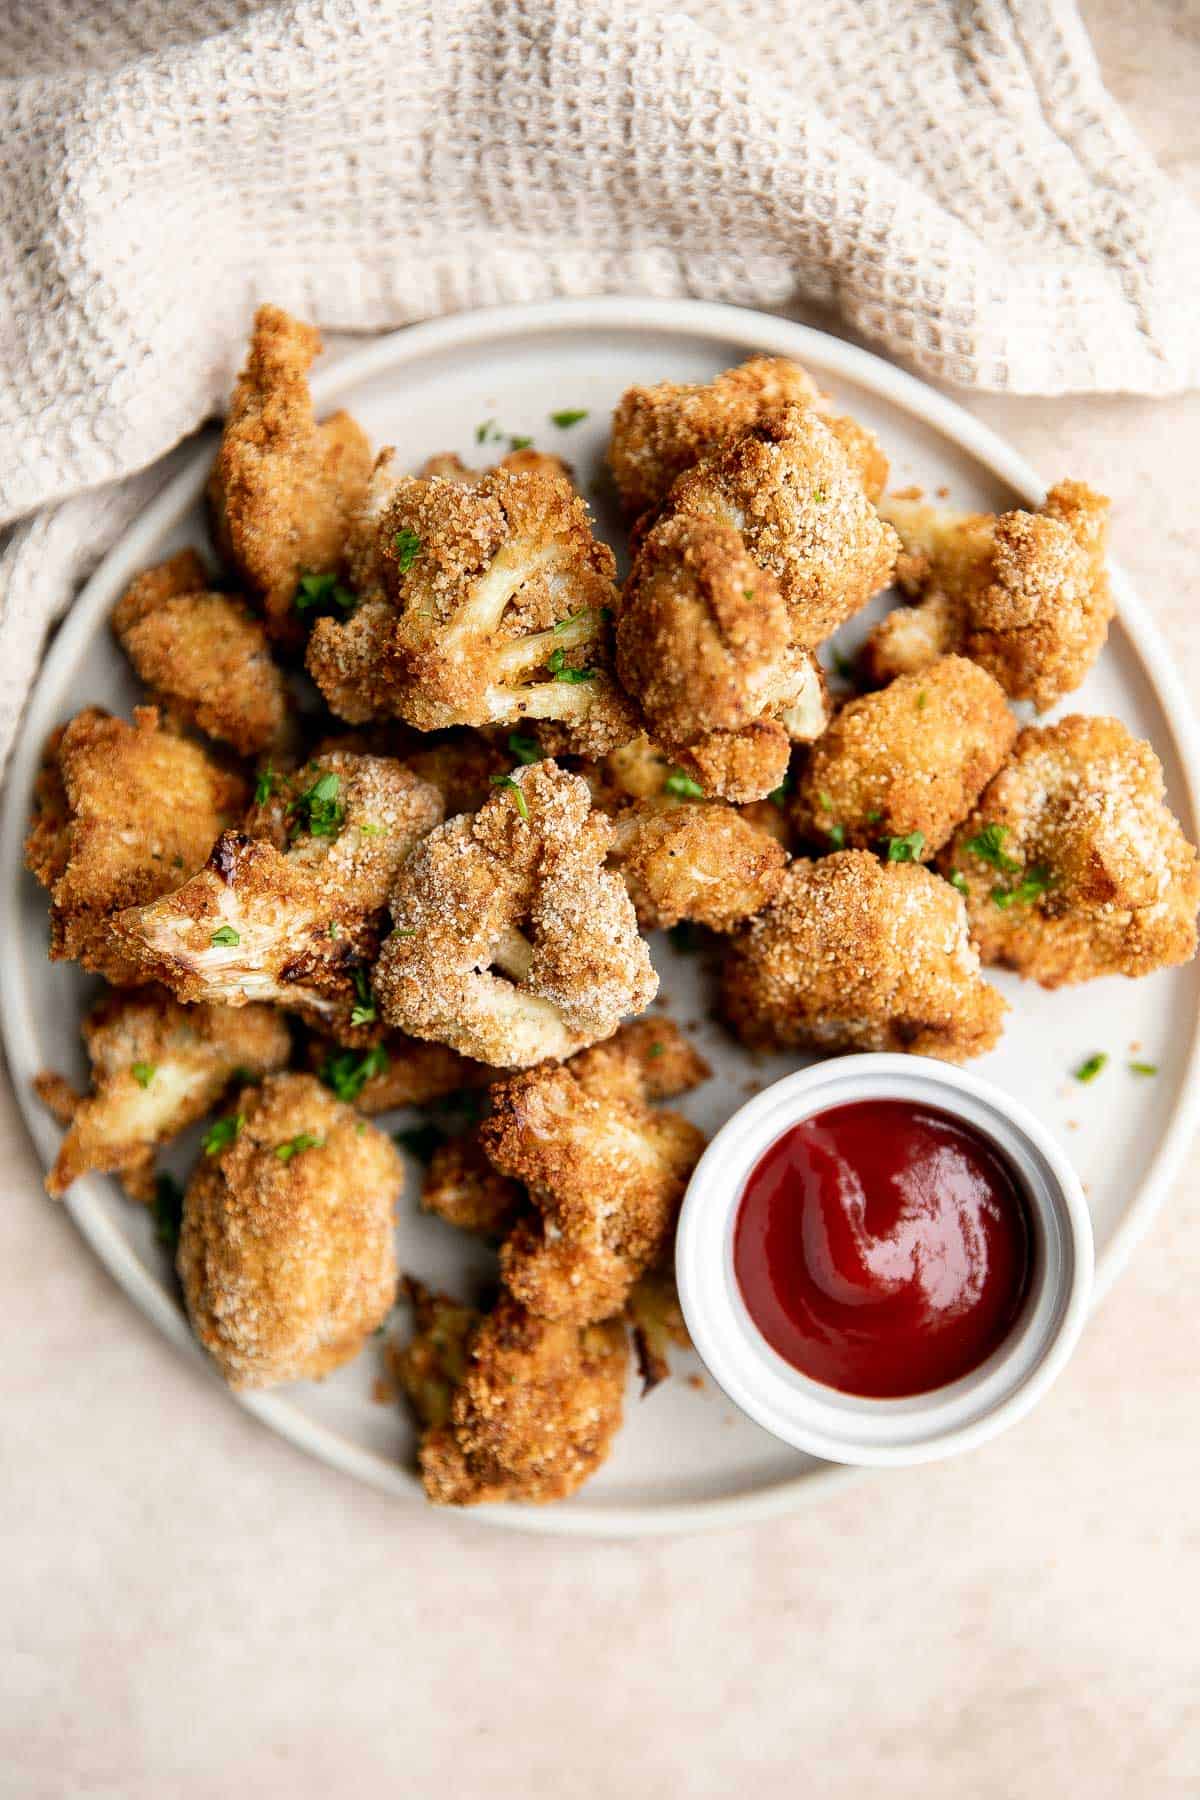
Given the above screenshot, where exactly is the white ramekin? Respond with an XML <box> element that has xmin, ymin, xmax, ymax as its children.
<box><xmin>675</xmin><ymin>1055</ymin><xmax>1095</xmax><ymax>1466</ymax></box>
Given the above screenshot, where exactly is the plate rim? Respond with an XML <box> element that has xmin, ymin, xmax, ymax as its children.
<box><xmin>5</xmin><ymin>294</ymin><xmax>1199</xmax><ymax>1538</ymax></box>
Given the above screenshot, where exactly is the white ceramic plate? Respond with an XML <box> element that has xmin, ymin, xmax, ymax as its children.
<box><xmin>5</xmin><ymin>298</ymin><xmax>1198</xmax><ymax>1538</ymax></box>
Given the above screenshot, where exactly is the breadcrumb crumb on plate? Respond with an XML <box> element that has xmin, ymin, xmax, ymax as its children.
<box><xmin>5</xmin><ymin>298</ymin><xmax>1199</xmax><ymax>1536</ymax></box>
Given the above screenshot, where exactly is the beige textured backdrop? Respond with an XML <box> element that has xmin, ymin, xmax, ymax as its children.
<box><xmin>4</xmin><ymin>5</ymin><xmax>1198</xmax><ymax>1794</ymax></box>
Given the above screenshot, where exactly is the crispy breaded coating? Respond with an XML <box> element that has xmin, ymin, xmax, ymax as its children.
<box><xmin>483</xmin><ymin>1041</ymin><xmax>707</xmax><ymax>1324</ymax></box>
<box><xmin>418</xmin><ymin>447</ymin><xmax>574</xmax><ymax>486</ymax></box>
<box><xmin>722</xmin><ymin>850</ymin><xmax>1007</xmax><ymax>1062</ymax></box>
<box><xmin>307</xmin><ymin>1030</ymin><xmax>490</xmax><ymax>1112</ymax></box>
<box><xmin>207</xmin><ymin>306</ymin><xmax>372</xmax><ymax>646</ymax></box>
<box><xmin>308</xmin><ymin>466</ymin><xmax>637</xmax><ymax>755</ymax></box>
<box><xmin>178</xmin><ymin>1072</ymin><xmax>401</xmax><ymax>1388</ymax></box>
<box><xmin>25</xmin><ymin>707</ymin><xmax>246</xmax><ymax>987</ymax></box>
<box><xmin>608</xmin><ymin>357</ymin><xmax>888</xmax><ymax>516</ymax></box>
<box><xmin>112</xmin><ymin>750</ymin><xmax>442</xmax><ymax>1029</ymax></box>
<box><xmin>587</xmin><ymin>1016</ymin><xmax>711</xmax><ymax>1102</ymax></box>
<box><xmin>411</xmin><ymin>1291</ymin><xmax>628</xmax><ymax>1505</ymax></box>
<box><xmin>661</xmin><ymin>407</ymin><xmax>899</xmax><ymax>649</ymax></box>
<box><xmin>616</xmin><ymin>513</ymin><xmax>829</xmax><ymax>802</ymax></box>
<box><xmin>403</xmin><ymin>729</ymin><xmax>510</xmax><ymax>816</ymax></box>
<box><xmin>112</xmin><ymin>550</ymin><xmax>290</xmax><ymax>757</ymax></box>
<box><xmin>627</xmin><ymin>1266</ymin><xmax>691</xmax><ymax>1394</ymax></box>
<box><xmin>422</xmin><ymin>1135</ymin><xmax>526</xmax><ymax>1237</ymax></box>
<box><xmin>391</xmin><ymin>1278</ymin><xmax>480</xmax><ymax>1430</ymax></box>
<box><xmin>610</xmin><ymin>796</ymin><xmax>788</xmax><ymax>931</ymax></box>
<box><xmin>864</xmin><ymin>481</ymin><xmax>1113</xmax><ymax>709</ymax></box>
<box><xmin>792</xmin><ymin>657</ymin><xmax>1016</xmax><ymax>857</ymax></box>
<box><xmin>585</xmin><ymin>734</ymin><xmax>674</xmax><ymax>809</ymax></box>
<box><xmin>36</xmin><ymin>987</ymin><xmax>289</xmax><ymax>1201</ymax></box>
<box><xmin>376</xmin><ymin>761</ymin><xmax>657</xmax><ymax>1068</ymax></box>
<box><xmin>939</xmin><ymin>715</ymin><xmax>1200</xmax><ymax>986</ymax></box>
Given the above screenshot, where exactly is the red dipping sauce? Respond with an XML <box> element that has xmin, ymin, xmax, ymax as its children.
<box><xmin>733</xmin><ymin>1100</ymin><xmax>1032</xmax><ymax>1398</ymax></box>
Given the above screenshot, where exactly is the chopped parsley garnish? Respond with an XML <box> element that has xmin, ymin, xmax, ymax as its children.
<box><xmin>966</xmin><ymin>823</ymin><xmax>1021</xmax><ymax>875</ymax></box>
<box><xmin>475</xmin><ymin>419</ymin><xmax>498</xmax><ymax>443</ymax></box>
<box><xmin>664</xmin><ymin>769</ymin><xmax>705</xmax><ymax>799</ymax></box>
<box><xmin>743</xmin><ymin>587</ymin><xmax>755</xmax><ymax>602</ymax></box>
<box><xmin>202</xmin><ymin>1113</ymin><xmax>244</xmax><ymax>1156</ymax></box>
<box><xmin>131</xmin><ymin>1061</ymin><xmax>156</xmax><ymax>1089</ymax></box>
<box><xmin>349</xmin><ymin>968</ymin><xmax>377</xmax><ymax>1027</ymax></box>
<box><xmin>554</xmin><ymin>607</ymin><xmax>592</xmax><ymax>634</ymax></box>
<box><xmin>991</xmin><ymin>866</ymin><xmax>1052</xmax><ymax>909</ymax></box>
<box><xmin>865</xmin><ymin>808</ymin><xmax>882</xmax><ymax>823</ymax></box>
<box><xmin>812</xmin><ymin>485</ymin><xmax>827</xmax><ymax>504</ymax></box>
<box><xmin>948</xmin><ymin>869</ymin><xmax>970</xmax><ymax>897</ymax></box>
<box><xmin>490</xmin><ymin>773</ymin><xmax>530</xmax><ymax>821</ymax></box>
<box><xmin>291</xmin><ymin>770</ymin><xmax>344</xmax><ymax>839</ymax></box>
<box><xmin>254</xmin><ymin>763</ymin><xmax>275</xmax><ymax>807</ymax></box>
<box><xmin>295</xmin><ymin>572</ymin><xmax>356</xmax><ymax>616</ymax></box>
<box><xmin>547</xmin><ymin>646</ymin><xmax>595</xmax><ymax>683</ymax></box>
<box><xmin>211</xmin><ymin>925</ymin><xmax>241</xmax><ymax>947</ymax></box>
<box><xmin>274</xmin><ymin>1132</ymin><xmax>324</xmax><ymax>1162</ymax></box>
<box><xmin>152</xmin><ymin>1173</ymin><xmax>184</xmax><ymax>1252</ymax></box>
<box><xmin>647</xmin><ymin>1042</ymin><xmax>666</xmax><ymax>1058</ymax></box>
<box><xmin>916</xmin><ymin>690</ymin><xmax>928</xmax><ymax>711</ymax></box>
<box><xmin>818</xmin><ymin>791</ymin><xmax>834</xmax><ymax>812</ymax></box>
<box><xmin>320</xmin><ymin>1043</ymin><xmax>390</xmax><ymax>1104</ymax></box>
<box><xmin>508</xmin><ymin>732</ymin><xmax>542</xmax><ymax>765</ymax></box>
<box><xmin>549</xmin><ymin>409</ymin><xmax>589</xmax><ymax>428</ymax></box>
<box><xmin>393</xmin><ymin>528</ymin><xmax>422</xmax><ymax>574</ymax></box>
<box><xmin>1073</xmin><ymin>1053</ymin><xmax>1108</xmax><ymax>1085</ymax></box>
<box><xmin>508</xmin><ymin>434</ymin><xmax>533</xmax><ymax>452</ymax></box>
<box><xmin>828</xmin><ymin>822</ymin><xmax>846</xmax><ymax>850</ymax></box>
<box><xmin>1129</xmin><ymin>1061</ymin><xmax>1158</xmax><ymax>1077</ymax></box>
<box><xmin>885</xmin><ymin>831</ymin><xmax>925</xmax><ymax>863</ymax></box>
<box><xmin>329</xmin><ymin>922</ymin><xmax>342</xmax><ymax>940</ymax></box>
<box><xmin>768</xmin><ymin>785</ymin><xmax>789</xmax><ymax>809</ymax></box>
<box><xmin>358</xmin><ymin>821</ymin><xmax>386</xmax><ymax>837</ymax></box>
<box><xmin>394</xmin><ymin>1123</ymin><xmax>446</xmax><ymax>1164</ymax></box>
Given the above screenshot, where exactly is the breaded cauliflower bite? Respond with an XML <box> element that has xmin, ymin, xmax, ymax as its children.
<box><xmin>609</xmin><ymin>796</ymin><xmax>788</xmax><ymax>931</ymax></box>
<box><xmin>659</xmin><ymin>407</ymin><xmax>899</xmax><ymax>649</ymax></box>
<box><xmin>112</xmin><ymin>549</ymin><xmax>289</xmax><ymax>756</ymax></box>
<box><xmin>939</xmin><ymin>715</ymin><xmax>1200</xmax><ymax>986</ymax></box>
<box><xmin>421</xmin><ymin>1135</ymin><xmax>526</xmax><ymax>1238</ymax></box>
<box><xmin>35</xmin><ymin>987</ymin><xmax>290</xmax><ymax>1200</ymax></box>
<box><xmin>864</xmin><ymin>481</ymin><xmax>1113</xmax><ymax>709</ymax></box>
<box><xmin>616</xmin><ymin>513</ymin><xmax>828</xmax><ymax>802</ymax></box>
<box><xmin>483</xmin><ymin>1033</ymin><xmax>708</xmax><ymax>1324</ymax></box>
<box><xmin>207</xmin><ymin>306</ymin><xmax>372</xmax><ymax>646</ymax></box>
<box><xmin>375</xmin><ymin>761</ymin><xmax>657</xmax><ymax>1067</ymax></box>
<box><xmin>626</xmin><ymin>1266</ymin><xmax>692</xmax><ymax>1394</ymax></box>
<box><xmin>308</xmin><ymin>465</ymin><xmax>638</xmax><ymax>755</ymax></box>
<box><xmin>24</xmin><ymin>707</ymin><xmax>246</xmax><ymax>987</ymax></box>
<box><xmin>403</xmin><ymin>1288</ymin><xmax>628</xmax><ymax>1505</ymax></box>
<box><xmin>418</xmin><ymin>447</ymin><xmax>574</xmax><ymax>487</ymax></box>
<box><xmin>792</xmin><ymin>657</ymin><xmax>1016</xmax><ymax>857</ymax></box>
<box><xmin>112</xmin><ymin>750</ymin><xmax>442</xmax><ymax>1029</ymax></box>
<box><xmin>722</xmin><ymin>850</ymin><xmax>1007</xmax><ymax>1062</ymax></box>
<box><xmin>178</xmin><ymin>1072</ymin><xmax>401</xmax><ymax>1388</ymax></box>
<box><xmin>307</xmin><ymin>1030</ymin><xmax>490</xmax><ymax>1113</ymax></box>
<box><xmin>608</xmin><ymin>356</ymin><xmax>889</xmax><ymax>516</ymax></box>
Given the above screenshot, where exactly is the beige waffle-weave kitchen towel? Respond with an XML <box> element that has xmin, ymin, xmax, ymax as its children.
<box><xmin>1</xmin><ymin>0</ymin><xmax>1197</xmax><ymax>771</ymax></box>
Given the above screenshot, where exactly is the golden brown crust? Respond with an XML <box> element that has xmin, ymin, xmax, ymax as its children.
<box><xmin>112</xmin><ymin>750</ymin><xmax>442</xmax><ymax>1029</ymax></box>
<box><xmin>418</xmin><ymin>448</ymin><xmax>574</xmax><ymax>487</ymax></box>
<box><xmin>938</xmin><ymin>715</ymin><xmax>1200</xmax><ymax>985</ymax></box>
<box><xmin>308</xmin><ymin>466</ymin><xmax>637</xmax><ymax>755</ymax></box>
<box><xmin>722</xmin><ymin>850</ymin><xmax>1007</xmax><ymax>1062</ymax></box>
<box><xmin>661</xmin><ymin>407</ymin><xmax>899</xmax><ymax>649</ymax></box>
<box><xmin>412</xmin><ymin>1292</ymin><xmax>628</xmax><ymax>1506</ymax></box>
<box><xmin>791</xmin><ymin>656</ymin><xmax>1016</xmax><ymax>857</ymax></box>
<box><xmin>25</xmin><ymin>707</ymin><xmax>247</xmax><ymax>987</ymax></box>
<box><xmin>610</xmin><ymin>796</ymin><xmax>788</xmax><ymax>931</ymax></box>
<box><xmin>207</xmin><ymin>306</ymin><xmax>371</xmax><ymax>646</ymax></box>
<box><xmin>113</xmin><ymin>552</ymin><xmax>289</xmax><ymax>756</ymax></box>
<box><xmin>390</xmin><ymin>1278</ymin><xmax>479</xmax><ymax>1430</ymax></box>
<box><xmin>38</xmin><ymin>987</ymin><xmax>290</xmax><ymax>1200</ymax></box>
<box><xmin>178</xmin><ymin>1072</ymin><xmax>401</xmax><ymax>1388</ymax></box>
<box><xmin>376</xmin><ymin>761</ymin><xmax>657</xmax><ymax>1067</ymax></box>
<box><xmin>306</xmin><ymin>1030</ymin><xmax>491</xmax><ymax>1113</ymax></box>
<box><xmin>615</xmin><ymin>512</ymin><xmax>829</xmax><ymax>801</ymax></box>
<box><xmin>483</xmin><ymin>1041</ymin><xmax>706</xmax><ymax>1324</ymax></box>
<box><xmin>865</xmin><ymin>482</ymin><xmax>1113</xmax><ymax>709</ymax></box>
<box><xmin>421</xmin><ymin>1135</ymin><xmax>526</xmax><ymax>1237</ymax></box>
<box><xmin>608</xmin><ymin>357</ymin><xmax>888</xmax><ymax>515</ymax></box>
<box><xmin>402</xmin><ymin>729</ymin><xmax>510</xmax><ymax>816</ymax></box>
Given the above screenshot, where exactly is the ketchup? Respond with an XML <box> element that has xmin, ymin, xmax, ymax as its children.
<box><xmin>733</xmin><ymin>1100</ymin><xmax>1031</xmax><ymax>1398</ymax></box>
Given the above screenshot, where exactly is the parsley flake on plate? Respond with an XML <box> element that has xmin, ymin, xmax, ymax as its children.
<box><xmin>1129</xmin><ymin>1061</ymin><xmax>1158</xmax><ymax>1077</ymax></box>
<box><xmin>549</xmin><ymin>408</ymin><xmax>589</xmax><ymax>428</ymax></box>
<box><xmin>1073</xmin><ymin>1052</ymin><xmax>1108</xmax><ymax>1084</ymax></box>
